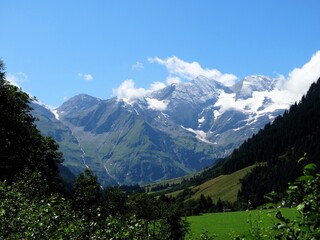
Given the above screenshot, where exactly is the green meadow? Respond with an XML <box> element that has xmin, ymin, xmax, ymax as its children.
<box><xmin>189</xmin><ymin>165</ymin><xmax>258</xmax><ymax>203</ymax></box>
<box><xmin>186</xmin><ymin>208</ymin><xmax>298</xmax><ymax>239</ymax></box>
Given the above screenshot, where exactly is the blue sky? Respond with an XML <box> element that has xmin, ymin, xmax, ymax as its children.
<box><xmin>1</xmin><ymin>1</ymin><xmax>320</xmax><ymax>107</ymax></box>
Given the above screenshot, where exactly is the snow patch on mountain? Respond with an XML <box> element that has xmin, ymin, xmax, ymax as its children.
<box><xmin>214</xmin><ymin>81</ymin><xmax>291</xmax><ymax>119</ymax></box>
<box><xmin>181</xmin><ymin>125</ymin><xmax>215</xmax><ymax>144</ymax></box>
<box><xmin>198</xmin><ymin>116</ymin><xmax>205</xmax><ymax>124</ymax></box>
<box><xmin>51</xmin><ymin>109</ymin><xmax>60</xmax><ymax>120</ymax></box>
<box><xmin>233</xmin><ymin>126</ymin><xmax>246</xmax><ymax>131</ymax></box>
<box><xmin>122</xmin><ymin>97</ymin><xmax>135</xmax><ymax>106</ymax></box>
<box><xmin>161</xmin><ymin>112</ymin><xmax>169</xmax><ymax>118</ymax></box>
<box><xmin>213</xmin><ymin>110</ymin><xmax>221</xmax><ymax>120</ymax></box>
<box><xmin>32</xmin><ymin>98</ymin><xmax>61</xmax><ymax>120</ymax></box>
<box><xmin>235</xmin><ymin>75</ymin><xmax>278</xmax><ymax>100</ymax></box>
<box><xmin>145</xmin><ymin>97</ymin><xmax>169</xmax><ymax>111</ymax></box>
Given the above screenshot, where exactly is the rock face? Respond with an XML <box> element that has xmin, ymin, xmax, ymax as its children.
<box><xmin>32</xmin><ymin>75</ymin><xmax>289</xmax><ymax>185</ymax></box>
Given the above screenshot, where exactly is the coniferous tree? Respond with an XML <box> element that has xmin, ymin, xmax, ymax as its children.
<box><xmin>233</xmin><ymin>77</ymin><xmax>320</xmax><ymax>206</ymax></box>
<box><xmin>102</xmin><ymin>186</ymin><xmax>127</xmax><ymax>217</ymax></box>
<box><xmin>72</xmin><ymin>169</ymin><xmax>101</xmax><ymax>220</ymax></box>
<box><xmin>0</xmin><ymin>60</ymin><xmax>63</xmax><ymax>188</ymax></box>
<box><xmin>216</xmin><ymin>197</ymin><xmax>223</xmax><ymax>212</ymax></box>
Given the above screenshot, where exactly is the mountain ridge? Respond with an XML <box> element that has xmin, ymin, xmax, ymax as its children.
<box><xmin>33</xmin><ymin>74</ymin><xmax>292</xmax><ymax>185</ymax></box>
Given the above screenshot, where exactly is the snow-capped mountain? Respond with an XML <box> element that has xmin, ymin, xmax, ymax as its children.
<box><xmin>234</xmin><ymin>75</ymin><xmax>279</xmax><ymax>100</ymax></box>
<box><xmin>33</xmin><ymin>75</ymin><xmax>290</xmax><ymax>185</ymax></box>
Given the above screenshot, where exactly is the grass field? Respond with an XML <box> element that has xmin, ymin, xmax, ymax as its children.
<box><xmin>186</xmin><ymin>208</ymin><xmax>298</xmax><ymax>239</ymax></box>
<box><xmin>190</xmin><ymin>165</ymin><xmax>257</xmax><ymax>203</ymax></box>
<box><xmin>163</xmin><ymin>164</ymin><xmax>258</xmax><ymax>203</ymax></box>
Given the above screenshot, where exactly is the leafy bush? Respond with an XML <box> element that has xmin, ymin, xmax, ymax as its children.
<box><xmin>0</xmin><ymin>172</ymin><xmax>147</xmax><ymax>239</ymax></box>
<box><xmin>249</xmin><ymin>155</ymin><xmax>320</xmax><ymax>239</ymax></box>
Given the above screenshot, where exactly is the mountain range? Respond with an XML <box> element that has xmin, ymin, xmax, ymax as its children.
<box><xmin>32</xmin><ymin>75</ymin><xmax>290</xmax><ymax>185</ymax></box>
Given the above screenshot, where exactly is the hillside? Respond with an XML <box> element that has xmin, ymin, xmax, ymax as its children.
<box><xmin>160</xmin><ymin>164</ymin><xmax>256</xmax><ymax>203</ymax></box>
<box><xmin>190</xmin><ymin>165</ymin><xmax>258</xmax><ymax>203</ymax></box>
<box><xmin>195</xmin><ymin>77</ymin><xmax>320</xmax><ymax>207</ymax></box>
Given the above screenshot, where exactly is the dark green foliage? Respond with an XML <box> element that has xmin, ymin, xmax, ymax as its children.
<box><xmin>199</xmin><ymin>194</ymin><xmax>212</xmax><ymax>212</ymax></box>
<box><xmin>119</xmin><ymin>184</ymin><xmax>145</xmax><ymax>195</ymax></box>
<box><xmin>238</xmin><ymin>149</ymin><xmax>302</xmax><ymax>207</ymax></box>
<box><xmin>162</xmin><ymin>211</ymin><xmax>189</xmax><ymax>240</ymax></box>
<box><xmin>149</xmin><ymin>182</ymin><xmax>171</xmax><ymax>192</ymax></box>
<box><xmin>102</xmin><ymin>186</ymin><xmax>128</xmax><ymax>216</ymax></box>
<box><xmin>216</xmin><ymin>197</ymin><xmax>223</xmax><ymax>212</ymax></box>
<box><xmin>182</xmin><ymin>199</ymin><xmax>202</xmax><ymax>216</ymax></box>
<box><xmin>249</xmin><ymin>156</ymin><xmax>320</xmax><ymax>239</ymax></box>
<box><xmin>278</xmin><ymin>157</ymin><xmax>320</xmax><ymax>238</ymax></box>
<box><xmin>14</xmin><ymin>169</ymin><xmax>50</xmax><ymax>199</ymax></box>
<box><xmin>225</xmin><ymin>77</ymin><xmax>320</xmax><ymax>206</ymax></box>
<box><xmin>176</xmin><ymin>188</ymin><xmax>195</xmax><ymax>202</ymax></box>
<box><xmin>0</xmin><ymin>166</ymin><xmax>190</xmax><ymax>239</ymax></box>
<box><xmin>72</xmin><ymin>169</ymin><xmax>102</xmax><ymax>220</ymax></box>
<box><xmin>129</xmin><ymin>193</ymin><xmax>158</xmax><ymax>221</ymax></box>
<box><xmin>0</xmin><ymin>60</ymin><xmax>63</xmax><ymax>188</ymax></box>
<box><xmin>0</xmin><ymin>171</ymin><xmax>147</xmax><ymax>239</ymax></box>
<box><xmin>127</xmin><ymin>192</ymin><xmax>189</xmax><ymax>239</ymax></box>
<box><xmin>0</xmin><ymin>182</ymin><xmax>66</xmax><ymax>239</ymax></box>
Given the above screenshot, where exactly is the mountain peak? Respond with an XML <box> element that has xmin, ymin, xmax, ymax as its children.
<box><xmin>194</xmin><ymin>75</ymin><xmax>210</xmax><ymax>81</ymax></box>
<box><xmin>58</xmin><ymin>93</ymin><xmax>100</xmax><ymax>116</ymax></box>
<box><xmin>235</xmin><ymin>75</ymin><xmax>278</xmax><ymax>100</ymax></box>
<box><xmin>66</xmin><ymin>93</ymin><xmax>100</xmax><ymax>102</ymax></box>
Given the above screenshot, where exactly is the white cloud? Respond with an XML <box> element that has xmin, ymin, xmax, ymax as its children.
<box><xmin>78</xmin><ymin>73</ymin><xmax>93</xmax><ymax>81</ymax></box>
<box><xmin>150</xmin><ymin>81</ymin><xmax>166</xmax><ymax>91</ymax></box>
<box><xmin>214</xmin><ymin>91</ymin><xmax>241</xmax><ymax>113</ymax></box>
<box><xmin>114</xmin><ymin>56</ymin><xmax>238</xmax><ymax>103</ymax></box>
<box><xmin>113</xmin><ymin>79</ymin><xmax>146</xmax><ymax>101</ymax></box>
<box><xmin>84</xmin><ymin>74</ymin><xmax>93</xmax><ymax>81</ymax></box>
<box><xmin>113</xmin><ymin>79</ymin><xmax>166</xmax><ymax>102</ymax></box>
<box><xmin>6</xmin><ymin>72</ymin><xmax>27</xmax><ymax>87</ymax></box>
<box><xmin>166</xmin><ymin>76</ymin><xmax>181</xmax><ymax>85</ymax></box>
<box><xmin>148</xmin><ymin>56</ymin><xmax>237</xmax><ymax>86</ymax></box>
<box><xmin>284</xmin><ymin>50</ymin><xmax>320</xmax><ymax>98</ymax></box>
<box><xmin>145</xmin><ymin>98</ymin><xmax>169</xmax><ymax>111</ymax></box>
<box><xmin>6</xmin><ymin>74</ymin><xmax>19</xmax><ymax>87</ymax></box>
<box><xmin>132</xmin><ymin>61</ymin><xmax>144</xmax><ymax>70</ymax></box>
<box><xmin>265</xmin><ymin>51</ymin><xmax>320</xmax><ymax>106</ymax></box>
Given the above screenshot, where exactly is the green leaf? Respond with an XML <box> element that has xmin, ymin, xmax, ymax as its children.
<box><xmin>303</xmin><ymin>163</ymin><xmax>316</xmax><ymax>171</ymax></box>
<box><xmin>297</xmin><ymin>203</ymin><xmax>305</xmax><ymax>211</ymax></box>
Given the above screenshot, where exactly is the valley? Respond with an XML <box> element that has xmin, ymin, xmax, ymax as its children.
<box><xmin>2</xmin><ymin>1</ymin><xmax>320</xmax><ymax>238</ymax></box>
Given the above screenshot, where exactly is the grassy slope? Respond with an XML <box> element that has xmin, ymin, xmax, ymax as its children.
<box><xmin>190</xmin><ymin>165</ymin><xmax>257</xmax><ymax>203</ymax></box>
<box><xmin>187</xmin><ymin>208</ymin><xmax>298</xmax><ymax>239</ymax></box>
<box><xmin>164</xmin><ymin>164</ymin><xmax>257</xmax><ymax>203</ymax></box>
